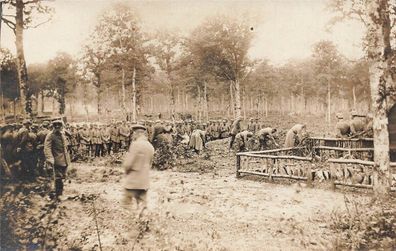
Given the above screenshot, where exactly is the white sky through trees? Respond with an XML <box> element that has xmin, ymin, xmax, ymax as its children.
<box><xmin>1</xmin><ymin>0</ymin><xmax>365</xmax><ymax>65</ymax></box>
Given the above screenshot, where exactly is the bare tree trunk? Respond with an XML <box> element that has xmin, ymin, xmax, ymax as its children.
<box><xmin>40</xmin><ymin>90</ymin><xmax>45</xmax><ymax>113</ymax></box>
<box><xmin>265</xmin><ymin>99</ymin><xmax>268</xmax><ymax>117</ymax></box>
<box><xmin>365</xmin><ymin>0</ymin><xmax>393</xmax><ymax>195</ymax></box>
<box><xmin>15</xmin><ymin>0</ymin><xmax>29</xmax><ymax>117</ymax></box>
<box><xmin>197</xmin><ymin>85</ymin><xmax>201</xmax><ymax>121</ymax></box>
<box><xmin>327</xmin><ymin>81</ymin><xmax>331</xmax><ymax>124</ymax></box>
<box><xmin>234</xmin><ymin>79</ymin><xmax>242</xmax><ymax>119</ymax></box>
<box><xmin>352</xmin><ymin>84</ymin><xmax>357</xmax><ymax>111</ymax></box>
<box><xmin>203</xmin><ymin>81</ymin><xmax>208</xmax><ymax>121</ymax></box>
<box><xmin>131</xmin><ymin>67</ymin><xmax>137</xmax><ymax>122</ymax></box>
<box><xmin>121</xmin><ymin>68</ymin><xmax>126</xmax><ymax>115</ymax></box>
<box><xmin>229</xmin><ymin>82</ymin><xmax>234</xmax><ymax>118</ymax></box>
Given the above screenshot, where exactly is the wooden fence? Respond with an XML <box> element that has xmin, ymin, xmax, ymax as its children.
<box><xmin>236</xmin><ymin>140</ymin><xmax>396</xmax><ymax>192</ymax></box>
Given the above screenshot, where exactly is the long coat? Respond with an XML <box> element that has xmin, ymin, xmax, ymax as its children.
<box><xmin>122</xmin><ymin>137</ymin><xmax>154</xmax><ymax>190</ymax></box>
<box><xmin>44</xmin><ymin>130</ymin><xmax>71</xmax><ymax>167</ymax></box>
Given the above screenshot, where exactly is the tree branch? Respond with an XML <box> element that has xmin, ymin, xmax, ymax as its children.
<box><xmin>1</xmin><ymin>17</ymin><xmax>16</xmax><ymax>32</ymax></box>
<box><xmin>23</xmin><ymin>0</ymin><xmax>41</xmax><ymax>5</ymax></box>
<box><xmin>24</xmin><ymin>17</ymin><xmax>51</xmax><ymax>28</ymax></box>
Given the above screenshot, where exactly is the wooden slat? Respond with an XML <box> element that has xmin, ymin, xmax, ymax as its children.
<box><xmin>314</xmin><ymin>146</ymin><xmax>374</xmax><ymax>152</ymax></box>
<box><xmin>334</xmin><ymin>181</ymin><xmax>373</xmax><ymax>189</ymax></box>
<box><xmin>240</xmin><ymin>153</ymin><xmax>311</xmax><ymax>161</ymax></box>
<box><xmin>309</xmin><ymin>137</ymin><xmax>373</xmax><ymax>142</ymax></box>
<box><xmin>238</xmin><ymin>170</ymin><xmax>307</xmax><ymax>180</ymax></box>
<box><xmin>237</xmin><ymin>147</ymin><xmax>305</xmax><ymax>155</ymax></box>
<box><xmin>328</xmin><ymin>158</ymin><xmax>375</xmax><ymax>166</ymax></box>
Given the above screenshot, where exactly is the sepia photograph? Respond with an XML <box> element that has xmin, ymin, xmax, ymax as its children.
<box><xmin>0</xmin><ymin>0</ymin><xmax>395</xmax><ymax>250</ymax></box>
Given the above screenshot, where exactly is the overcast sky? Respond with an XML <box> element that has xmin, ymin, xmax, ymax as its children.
<box><xmin>1</xmin><ymin>0</ymin><xmax>366</xmax><ymax>65</ymax></box>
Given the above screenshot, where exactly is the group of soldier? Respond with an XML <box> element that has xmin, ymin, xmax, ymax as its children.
<box><xmin>1</xmin><ymin>110</ymin><xmax>371</xmax><ymax>183</ymax></box>
<box><xmin>335</xmin><ymin>111</ymin><xmax>373</xmax><ymax>138</ymax></box>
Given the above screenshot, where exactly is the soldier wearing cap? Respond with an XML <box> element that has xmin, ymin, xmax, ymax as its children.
<box><xmin>101</xmin><ymin>124</ymin><xmax>111</xmax><ymax>156</ymax></box>
<box><xmin>121</xmin><ymin>124</ymin><xmax>154</xmax><ymax>218</ymax></box>
<box><xmin>119</xmin><ymin>121</ymin><xmax>131</xmax><ymax>150</ymax></box>
<box><xmin>17</xmin><ymin>119</ymin><xmax>38</xmax><ymax>181</ymax></box>
<box><xmin>285</xmin><ymin>124</ymin><xmax>307</xmax><ymax>148</ymax></box>
<box><xmin>335</xmin><ymin>113</ymin><xmax>351</xmax><ymax>138</ymax></box>
<box><xmin>229</xmin><ymin>117</ymin><xmax>243</xmax><ymax>150</ymax></box>
<box><xmin>258</xmin><ymin>127</ymin><xmax>279</xmax><ymax>150</ymax></box>
<box><xmin>44</xmin><ymin>120</ymin><xmax>70</xmax><ymax>199</ymax></box>
<box><xmin>234</xmin><ymin>130</ymin><xmax>253</xmax><ymax>152</ymax></box>
<box><xmin>220</xmin><ymin>119</ymin><xmax>230</xmax><ymax>139</ymax></box>
<box><xmin>91</xmin><ymin>124</ymin><xmax>102</xmax><ymax>157</ymax></box>
<box><xmin>110</xmin><ymin>122</ymin><xmax>121</xmax><ymax>153</ymax></box>
<box><xmin>79</xmin><ymin>124</ymin><xmax>91</xmax><ymax>158</ymax></box>
<box><xmin>247</xmin><ymin>118</ymin><xmax>256</xmax><ymax>133</ymax></box>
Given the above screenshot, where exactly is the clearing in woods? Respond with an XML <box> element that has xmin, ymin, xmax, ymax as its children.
<box><xmin>52</xmin><ymin>139</ymin><xmax>369</xmax><ymax>250</ymax></box>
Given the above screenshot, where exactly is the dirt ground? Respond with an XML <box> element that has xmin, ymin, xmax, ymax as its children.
<box><xmin>47</xmin><ymin>139</ymin><xmax>368</xmax><ymax>251</ymax></box>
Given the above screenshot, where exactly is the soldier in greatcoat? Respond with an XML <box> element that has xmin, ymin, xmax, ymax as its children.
<box><xmin>17</xmin><ymin>119</ymin><xmax>37</xmax><ymax>181</ymax></box>
<box><xmin>121</xmin><ymin>124</ymin><xmax>154</xmax><ymax>218</ymax></box>
<box><xmin>44</xmin><ymin>120</ymin><xmax>71</xmax><ymax>199</ymax></box>
<box><xmin>284</xmin><ymin>124</ymin><xmax>306</xmax><ymax>148</ymax></box>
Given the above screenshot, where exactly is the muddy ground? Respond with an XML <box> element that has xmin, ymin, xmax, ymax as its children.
<box><xmin>0</xmin><ymin>115</ymin><xmax>375</xmax><ymax>250</ymax></box>
<box><xmin>8</xmin><ymin>138</ymin><xmax>369</xmax><ymax>251</ymax></box>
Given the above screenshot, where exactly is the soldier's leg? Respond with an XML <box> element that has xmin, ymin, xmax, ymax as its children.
<box><xmin>229</xmin><ymin>134</ymin><xmax>236</xmax><ymax>149</ymax></box>
<box><xmin>54</xmin><ymin>165</ymin><xmax>67</xmax><ymax>197</ymax></box>
<box><xmin>121</xmin><ymin>189</ymin><xmax>134</xmax><ymax>209</ymax></box>
<box><xmin>135</xmin><ymin>189</ymin><xmax>148</xmax><ymax>218</ymax></box>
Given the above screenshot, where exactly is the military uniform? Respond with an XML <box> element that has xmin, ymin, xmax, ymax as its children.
<box><xmin>234</xmin><ymin>130</ymin><xmax>253</xmax><ymax>152</ymax></box>
<box><xmin>335</xmin><ymin>114</ymin><xmax>351</xmax><ymax>138</ymax></box>
<box><xmin>44</xmin><ymin>120</ymin><xmax>71</xmax><ymax>198</ymax></box>
<box><xmin>258</xmin><ymin>127</ymin><xmax>278</xmax><ymax>150</ymax></box>
<box><xmin>36</xmin><ymin>122</ymin><xmax>50</xmax><ymax>176</ymax></box>
<box><xmin>110</xmin><ymin>124</ymin><xmax>120</xmax><ymax>153</ymax></box>
<box><xmin>229</xmin><ymin>118</ymin><xmax>242</xmax><ymax>149</ymax></box>
<box><xmin>285</xmin><ymin>124</ymin><xmax>306</xmax><ymax>148</ymax></box>
<box><xmin>101</xmin><ymin>126</ymin><xmax>111</xmax><ymax>156</ymax></box>
<box><xmin>119</xmin><ymin>123</ymin><xmax>131</xmax><ymax>150</ymax></box>
<box><xmin>17</xmin><ymin>121</ymin><xmax>38</xmax><ymax>181</ymax></box>
<box><xmin>79</xmin><ymin>126</ymin><xmax>91</xmax><ymax>157</ymax></box>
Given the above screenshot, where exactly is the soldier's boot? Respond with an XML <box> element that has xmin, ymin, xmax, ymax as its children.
<box><xmin>55</xmin><ymin>178</ymin><xmax>64</xmax><ymax>197</ymax></box>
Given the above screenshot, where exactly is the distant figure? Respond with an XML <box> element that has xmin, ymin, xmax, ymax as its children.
<box><xmin>121</xmin><ymin>125</ymin><xmax>154</xmax><ymax>218</ymax></box>
<box><xmin>234</xmin><ymin>130</ymin><xmax>253</xmax><ymax>152</ymax></box>
<box><xmin>44</xmin><ymin>120</ymin><xmax>71</xmax><ymax>199</ymax></box>
<box><xmin>350</xmin><ymin>111</ymin><xmax>365</xmax><ymax>137</ymax></box>
<box><xmin>335</xmin><ymin>113</ymin><xmax>351</xmax><ymax>138</ymax></box>
<box><xmin>284</xmin><ymin>124</ymin><xmax>306</xmax><ymax>148</ymax></box>
<box><xmin>17</xmin><ymin>119</ymin><xmax>37</xmax><ymax>181</ymax></box>
<box><xmin>189</xmin><ymin>129</ymin><xmax>206</xmax><ymax>154</ymax></box>
<box><xmin>247</xmin><ymin>118</ymin><xmax>256</xmax><ymax>133</ymax></box>
<box><xmin>363</xmin><ymin>113</ymin><xmax>373</xmax><ymax>137</ymax></box>
<box><xmin>258</xmin><ymin>127</ymin><xmax>279</xmax><ymax>150</ymax></box>
<box><xmin>229</xmin><ymin>117</ymin><xmax>243</xmax><ymax>150</ymax></box>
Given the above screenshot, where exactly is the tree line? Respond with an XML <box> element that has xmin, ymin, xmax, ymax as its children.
<box><xmin>1</xmin><ymin>1</ymin><xmax>373</xmax><ymax>123</ymax></box>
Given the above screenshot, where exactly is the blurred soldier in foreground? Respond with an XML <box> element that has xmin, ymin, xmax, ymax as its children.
<box><xmin>258</xmin><ymin>127</ymin><xmax>279</xmax><ymax>150</ymax></box>
<box><xmin>44</xmin><ymin>120</ymin><xmax>71</xmax><ymax>199</ymax></box>
<box><xmin>121</xmin><ymin>124</ymin><xmax>154</xmax><ymax>218</ymax></box>
<box><xmin>335</xmin><ymin>113</ymin><xmax>351</xmax><ymax>138</ymax></box>
<box><xmin>284</xmin><ymin>124</ymin><xmax>306</xmax><ymax>148</ymax></box>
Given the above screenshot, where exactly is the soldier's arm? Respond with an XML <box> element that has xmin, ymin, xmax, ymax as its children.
<box><xmin>44</xmin><ymin>133</ymin><xmax>54</xmax><ymax>165</ymax></box>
